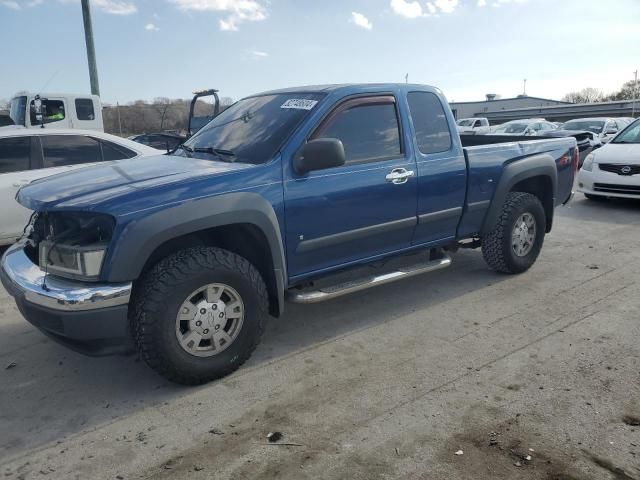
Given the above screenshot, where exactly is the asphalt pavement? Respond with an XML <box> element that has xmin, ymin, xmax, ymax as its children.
<box><xmin>1</xmin><ymin>194</ymin><xmax>639</xmax><ymax>480</ymax></box>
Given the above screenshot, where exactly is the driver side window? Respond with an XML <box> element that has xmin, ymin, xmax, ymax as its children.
<box><xmin>312</xmin><ymin>97</ymin><xmax>402</xmax><ymax>165</ymax></box>
<box><xmin>30</xmin><ymin>99</ymin><xmax>66</xmax><ymax>125</ymax></box>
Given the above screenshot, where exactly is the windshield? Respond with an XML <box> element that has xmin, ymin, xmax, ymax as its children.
<box><xmin>180</xmin><ymin>92</ymin><xmax>324</xmax><ymax>164</ymax></box>
<box><xmin>457</xmin><ymin>119</ymin><xmax>474</xmax><ymax>127</ymax></box>
<box><xmin>494</xmin><ymin>123</ymin><xmax>527</xmax><ymax>134</ymax></box>
<box><xmin>611</xmin><ymin>120</ymin><xmax>640</xmax><ymax>144</ymax></box>
<box><xmin>560</xmin><ymin>120</ymin><xmax>604</xmax><ymax>133</ymax></box>
<box><xmin>9</xmin><ymin>96</ymin><xmax>27</xmax><ymax>126</ymax></box>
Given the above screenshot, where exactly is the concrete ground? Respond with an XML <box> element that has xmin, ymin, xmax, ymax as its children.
<box><xmin>1</xmin><ymin>194</ymin><xmax>639</xmax><ymax>480</ymax></box>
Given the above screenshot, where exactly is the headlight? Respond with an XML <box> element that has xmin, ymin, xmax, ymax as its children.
<box><xmin>34</xmin><ymin>213</ymin><xmax>114</xmax><ymax>281</ymax></box>
<box><xmin>582</xmin><ymin>153</ymin><xmax>595</xmax><ymax>172</ymax></box>
<box><xmin>39</xmin><ymin>241</ymin><xmax>107</xmax><ymax>280</ymax></box>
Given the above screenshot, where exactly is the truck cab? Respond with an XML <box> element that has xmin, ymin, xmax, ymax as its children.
<box><xmin>9</xmin><ymin>93</ymin><xmax>103</xmax><ymax>131</ymax></box>
<box><xmin>456</xmin><ymin>117</ymin><xmax>490</xmax><ymax>135</ymax></box>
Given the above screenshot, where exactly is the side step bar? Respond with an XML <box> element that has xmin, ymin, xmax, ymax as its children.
<box><xmin>287</xmin><ymin>253</ymin><xmax>452</xmax><ymax>304</ymax></box>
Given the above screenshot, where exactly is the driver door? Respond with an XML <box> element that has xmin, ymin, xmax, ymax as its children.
<box><xmin>283</xmin><ymin>95</ymin><xmax>418</xmax><ymax>281</ymax></box>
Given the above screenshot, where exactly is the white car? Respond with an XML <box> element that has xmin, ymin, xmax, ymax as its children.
<box><xmin>489</xmin><ymin>119</ymin><xmax>557</xmax><ymax>136</ymax></box>
<box><xmin>0</xmin><ymin>128</ymin><xmax>161</xmax><ymax>245</ymax></box>
<box><xmin>577</xmin><ymin>119</ymin><xmax>640</xmax><ymax>200</ymax></box>
<box><xmin>456</xmin><ymin>117</ymin><xmax>490</xmax><ymax>135</ymax></box>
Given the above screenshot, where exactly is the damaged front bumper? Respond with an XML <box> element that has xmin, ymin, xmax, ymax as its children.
<box><xmin>0</xmin><ymin>243</ymin><xmax>133</xmax><ymax>355</ymax></box>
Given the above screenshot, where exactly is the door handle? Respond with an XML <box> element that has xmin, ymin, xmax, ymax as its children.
<box><xmin>12</xmin><ymin>180</ymin><xmax>30</xmax><ymax>188</ymax></box>
<box><xmin>385</xmin><ymin>168</ymin><xmax>415</xmax><ymax>185</ymax></box>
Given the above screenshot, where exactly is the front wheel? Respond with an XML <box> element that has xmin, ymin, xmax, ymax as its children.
<box><xmin>481</xmin><ymin>192</ymin><xmax>546</xmax><ymax>274</ymax></box>
<box><xmin>130</xmin><ymin>247</ymin><xmax>269</xmax><ymax>385</ymax></box>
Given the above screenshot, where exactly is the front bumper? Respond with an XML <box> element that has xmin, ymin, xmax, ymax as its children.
<box><xmin>577</xmin><ymin>167</ymin><xmax>640</xmax><ymax>199</ymax></box>
<box><xmin>1</xmin><ymin>244</ymin><xmax>133</xmax><ymax>355</ymax></box>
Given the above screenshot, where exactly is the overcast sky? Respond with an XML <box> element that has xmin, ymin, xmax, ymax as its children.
<box><xmin>1</xmin><ymin>0</ymin><xmax>638</xmax><ymax>104</ymax></box>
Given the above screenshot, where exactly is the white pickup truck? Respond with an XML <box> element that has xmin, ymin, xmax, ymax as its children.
<box><xmin>8</xmin><ymin>93</ymin><xmax>103</xmax><ymax>131</ymax></box>
<box><xmin>456</xmin><ymin>117</ymin><xmax>490</xmax><ymax>135</ymax></box>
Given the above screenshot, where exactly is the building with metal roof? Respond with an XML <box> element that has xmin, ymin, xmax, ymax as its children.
<box><xmin>449</xmin><ymin>94</ymin><xmax>570</xmax><ymax>121</ymax></box>
<box><xmin>450</xmin><ymin>94</ymin><xmax>638</xmax><ymax>124</ymax></box>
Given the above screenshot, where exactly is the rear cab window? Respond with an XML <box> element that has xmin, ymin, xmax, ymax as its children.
<box><xmin>0</xmin><ymin>136</ymin><xmax>30</xmax><ymax>173</ymax></box>
<box><xmin>311</xmin><ymin>96</ymin><xmax>402</xmax><ymax>165</ymax></box>
<box><xmin>75</xmin><ymin>99</ymin><xmax>96</xmax><ymax>121</ymax></box>
<box><xmin>407</xmin><ymin>91</ymin><xmax>452</xmax><ymax>154</ymax></box>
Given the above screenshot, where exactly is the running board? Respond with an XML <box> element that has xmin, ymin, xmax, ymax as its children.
<box><xmin>287</xmin><ymin>254</ymin><xmax>452</xmax><ymax>304</ymax></box>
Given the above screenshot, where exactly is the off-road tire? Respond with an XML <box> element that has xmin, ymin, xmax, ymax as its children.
<box><xmin>130</xmin><ymin>247</ymin><xmax>268</xmax><ymax>385</ymax></box>
<box><xmin>481</xmin><ymin>192</ymin><xmax>546</xmax><ymax>274</ymax></box>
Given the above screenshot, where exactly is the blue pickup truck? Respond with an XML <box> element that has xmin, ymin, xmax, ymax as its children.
<box><xmin>1</xmin><ymin>84</ymin><xmax>578</xmax><ymax>384</ymax></box>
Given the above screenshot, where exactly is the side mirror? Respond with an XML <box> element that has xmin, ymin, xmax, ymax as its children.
<box><xmin>294</xmin><ymin>138</ymin><xmax>346</xmax><ymax>174</ymax></box>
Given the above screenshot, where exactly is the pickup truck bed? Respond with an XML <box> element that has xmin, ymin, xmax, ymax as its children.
<box><xmin>458</xmin><ymin>135</ymin><xmax>575</xmax><ymax>238</ymax></box>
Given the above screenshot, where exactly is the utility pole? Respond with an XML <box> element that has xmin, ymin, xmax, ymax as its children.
<box><xmin>632</xmin><ymin>69</ymin><xmax>638</xmax><ymax>118</ymax></box>
<box><xmin>117</xmin><ymin>102</ymin><xmax>123</xmax><ymax>136</ymax></box>
<box><xmin>523</xmin><ymin>78</ymin><xmax>527</xmax><ymax>96</ymax></box>
<box><xmin>81</xmin><ymin>0</ymin><xmax>100</xmax><ymax>96</ymax></box>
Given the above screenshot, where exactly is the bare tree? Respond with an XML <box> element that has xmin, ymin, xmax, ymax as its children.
<box><xmin>562</xmin><ymin>88</ymin><xmax>605</xmax><ymax>104</ymax></box>
<box><xmin>102</xmin><ymin>97</ymin><xmax>231</xmax><ymax>136</ymax></box>
<box><xmin>605</xmin><ymin>79</ymin><xmax>639</xmax><ymax>101</ymax></box>
<box><xmin>152</xmin><ymin>97</ymin><xmax>172</xmax><ymax>130</ymax></box>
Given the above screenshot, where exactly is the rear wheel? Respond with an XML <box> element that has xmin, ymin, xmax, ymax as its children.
<box><xmin>131</xmin><ymin>247</ymin><xmax>268</xmax><ymax>385</ymax></box>
<box><xmin>481</xmin><ymin>192</ymin><xmax>546</xmax><ymax>274</ymax></box>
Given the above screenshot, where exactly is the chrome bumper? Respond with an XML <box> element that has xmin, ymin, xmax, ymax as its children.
<box><xmin>1</xmin><ymin>244</ymin><xmax>131</xmax><ymax>312</ymax></box>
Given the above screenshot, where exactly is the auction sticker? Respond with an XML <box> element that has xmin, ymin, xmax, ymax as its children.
<box><xmin>280</xmin><ymin>99</ymin><xmax>318</xmax><ymax>110</ymax></box>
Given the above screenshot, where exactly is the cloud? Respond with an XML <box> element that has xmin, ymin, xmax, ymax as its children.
<box><xmin>1</xmin><ymin>0</ymin><xmax>45</xmax><ymax>8</ymax></box>
<box><xmin>351</xmin><ymin>11</ymin><xmax>372</xmax><ymax>30</ymax></box>
<box><xmin>54</xmin><ymin>0</ymin><xmax>137</xmax><ymax>14</ymax></box>
<box><xmin>93</xmin><ymin>0</ymin><xmax>136</xmax><ymax>14</ymax></box>
<box><xmin>249</xmin><ymin>49</ymin><xmax>268</xmax><ymax>57</ymax></box>
<box><xmin>170</xmin><ymin>0</ymin><xmax>267</xmax><ymax>31</ymax></box>
<box><xmin>425</xmin><ymin>0</ymin><xmax>459</xmax><ymax>14</ymax></box>
<box><xmin>390</xmin><ymin>0</ymin><xmax>422</xmax><ymax>18</ymax></box>
<box><xmin>491</xmin><ymin>0</ymin><xmax>527</xmax><ymax>6</ymax></box>
<box><xmin>145</xmin><ymin>22</ymin><xmax>159</xmax><ymax>31</ymax></box>
<box><xmin>477</xmin><ymin>0</ymin><xmax>487</xmax><ymax>5</ymax></box>
<box><xmin>1</xmin><ymin>0</ymin><xmax>20</xmax><ymax>8</ymax></box>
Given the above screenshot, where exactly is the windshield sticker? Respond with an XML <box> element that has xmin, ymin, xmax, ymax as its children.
<box><xmin>280</xmin><ymin>99</ymin><xmax>318</xmax><ymax>110</ymax></box>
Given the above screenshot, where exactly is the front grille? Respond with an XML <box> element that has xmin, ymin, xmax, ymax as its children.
<box><xmin>598</xmin><ymin>163</ymin><xmax>640</xmax><ymax>176</ymax></box>
<box><xmin>593</xmin><ymin>183</ymin><xmax>640</xmax><ymax>196</ymax></box>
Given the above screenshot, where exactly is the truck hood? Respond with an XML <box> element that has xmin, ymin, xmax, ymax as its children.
<box><xmin>17</xmin><ymin>154</ymin><xmax>253</xmax><ymax>211</ymax></box>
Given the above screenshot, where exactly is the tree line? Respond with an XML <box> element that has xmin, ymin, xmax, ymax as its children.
<box><xmin>102</xmin><ymin>96</ymin><xmax>234</xmax><ymax>137</ymax></box>
<box><xmin>562</xmin><ymin>78</ymin><xmax>638</xmax><ymax>104</ymax></box>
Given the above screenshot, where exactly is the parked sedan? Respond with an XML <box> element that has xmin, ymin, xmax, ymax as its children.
<box><xmin>0</xmin><ymin>128</ymin><xmax>161</xmax><ymax>245</ymax></box>
<box><xmin>489</xmin><ymin>119</ymin><xmax>557</xmax><ymax>136</ymax></box>
<box><xmin>577</xmin><ymin>119</ymin><xmax>640</xmax><ymax>200</ymax></box>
